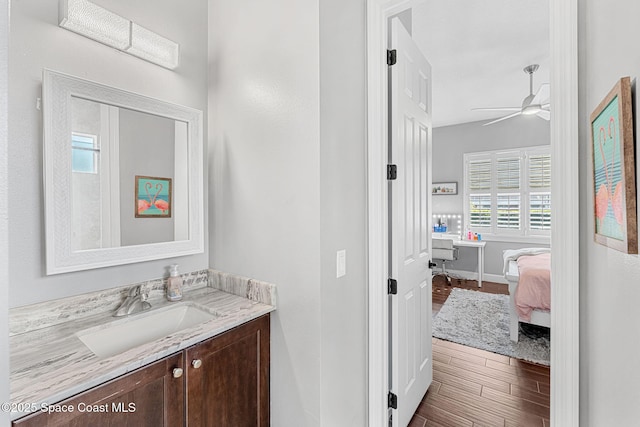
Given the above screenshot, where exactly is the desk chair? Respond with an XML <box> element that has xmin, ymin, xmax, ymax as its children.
<box><xmin>432</xmin><ymin>239</ymin><xmax>459</xmax><ymax>285</ymax></box>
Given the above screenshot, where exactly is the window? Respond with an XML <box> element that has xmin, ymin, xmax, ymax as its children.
<box><xmin>71</xmin><ymin>133</ymin><xmax>99</xmax><ymax>174</ymax></box>
<box><xmin>528</xmin><ymin>154</ymin><xmax>552</xmax><ymax>230</ymax></box>
<box><xmin>464</xmin><ymin>146</ymin><xmax>551</xmax><ymax>240</ymax></box>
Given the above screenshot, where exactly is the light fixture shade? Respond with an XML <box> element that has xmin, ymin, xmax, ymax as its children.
<box><xmin>127</xmin><ymin>23</ymin><xmax>180</xmax><ymax>69</ymax></box>
<box><xmin>58</xmin><ymin>0</ymin><xmax>180</xmax><ymax>70</ymax></box>
<box><xmin>59</xmin><ymin>0</ymin><xmax>130</xmax><ymax>50</ymax></box>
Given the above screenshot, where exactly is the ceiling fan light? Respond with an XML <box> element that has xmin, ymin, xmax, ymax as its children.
<box><xmin>522</xmin><ymin>104</ymin><xmax>542</xmax><ymax>115</ymax></box>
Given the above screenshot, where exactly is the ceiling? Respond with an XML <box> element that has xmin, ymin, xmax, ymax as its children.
<box><xmin>411</xmin><ymin>0</ymin><xmax>550</xmax><ymax>128</ymax></box>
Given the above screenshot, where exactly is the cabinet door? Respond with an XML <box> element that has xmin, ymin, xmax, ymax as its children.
<box><xmin>186</xmin><ymin>314</ymin><xmax>270</xmax><ymax>427</ymax></box>
<box><xmin>13</xmin><ymin>353</ymin><xmax>184</xmax><ymax>427</ymax></box>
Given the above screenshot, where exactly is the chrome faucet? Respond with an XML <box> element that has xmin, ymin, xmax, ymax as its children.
<box><xmin>114</xmin><ymin>285</ymin><xmax>152</xmax><ymax>317</ymax></box>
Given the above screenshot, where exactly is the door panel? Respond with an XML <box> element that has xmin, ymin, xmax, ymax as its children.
<box><xmin>389</xmin><ymin>17</ymin><xmax>433</xmax><ymax>427</ymax></box>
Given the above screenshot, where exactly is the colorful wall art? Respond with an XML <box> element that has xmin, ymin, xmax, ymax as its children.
<box><xmin>135</xmin><ymin>176</ymin><xmax>172</xmax><ymax>218</ymax></box>
<box><xmin>590</xmin><ymin>77</ymin><xmax>637</xmax><ymax>253</ymax></box>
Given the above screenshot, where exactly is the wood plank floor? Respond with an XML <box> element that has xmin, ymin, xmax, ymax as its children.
<box><xmin>409</xmin><ymin>278</ymin><xmax>550</xmax><ymax>427</ymax></box>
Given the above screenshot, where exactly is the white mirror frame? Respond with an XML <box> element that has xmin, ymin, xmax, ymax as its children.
<box><xmin>43</xmin><ymin>69</ymin><xmax>204</xmax><ymax>275</ymax></box>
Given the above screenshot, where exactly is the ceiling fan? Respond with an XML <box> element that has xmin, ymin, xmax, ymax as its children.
<box><xmin>473</xmin><ymin>64</ymin><xmax>550</xmax><ymax>126</ymax></box>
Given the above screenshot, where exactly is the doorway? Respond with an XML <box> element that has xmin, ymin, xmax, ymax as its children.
<box><xmin>366</xmin><ymin>1</ymin><xmax>579</xmax><ymax>426</ymax></box>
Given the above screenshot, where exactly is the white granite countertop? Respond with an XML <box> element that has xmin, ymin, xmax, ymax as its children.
<box><xmin>9</xmin><ymin>285</ymin><xmax>275</xmax><ymax>420</ymax></box>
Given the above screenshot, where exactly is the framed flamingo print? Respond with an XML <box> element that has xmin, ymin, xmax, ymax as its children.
<box><xmin>590</xmin><ymin>77</ymin><xmax>637</xmax><ymax>253</ymax></box>
<box><xmin>135</xmin><ymin>176</ymin><xmax>172</xmax><ymax>218</ymax></box>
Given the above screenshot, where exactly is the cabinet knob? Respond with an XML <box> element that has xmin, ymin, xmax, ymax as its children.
<box><xmin>173</xmin><ymin>368</ymin><xmax>183</xmax><ymax>378</ymax></box>
<box><xmin>192</xmin><ymin>359</ymin><xmax>202</xmax><ymax>369</ymax></box>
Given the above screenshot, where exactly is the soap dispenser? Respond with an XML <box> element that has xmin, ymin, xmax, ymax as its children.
<box><xmin>166</xmin><ymin>264</ymin><xmax>183</xmax><ymax>301</ymax></box>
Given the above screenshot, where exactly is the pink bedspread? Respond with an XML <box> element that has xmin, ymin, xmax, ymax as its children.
<box><xmin>515</xmin><ymin>253</ymin><xmax>551</xmax><ymax>321</ymax></box>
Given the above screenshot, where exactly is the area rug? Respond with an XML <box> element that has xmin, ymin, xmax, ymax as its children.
<box><xmin>432</xmin><ymin>288</ymin><xmax>550</xmax><ymax>365</ymax></box>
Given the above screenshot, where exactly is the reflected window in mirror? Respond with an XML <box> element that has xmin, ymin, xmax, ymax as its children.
<box><xmin>71</xmin><ymin>133</ymin><xmax>99</xmax><ymax>174</ymax></box>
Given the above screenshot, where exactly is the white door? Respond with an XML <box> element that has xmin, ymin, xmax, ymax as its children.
<box><xmin>388</xmin><ymin>17</ymin><xmax>433</xmax><ymax>427</ymax></box>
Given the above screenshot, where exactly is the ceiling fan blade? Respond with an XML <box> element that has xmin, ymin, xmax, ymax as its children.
<box><xmin>472</xmin><ymin>107</ymin><xmax>521</xmax><ymax>112</ymax></box>
<box><xmin>541</xmin><ymin>103</ymin><xmax>550</xmax><ymax>109</ymax></box>
<box><xmin>536</xmin><ymin>110</ymin><xmax>551</xmax><ymax>121</ymax></box>
<box><xmin>531</xmin><ymin>83</ymin><xmax>550</xmax><ymax>105</ymax></box>
<box><xmin>482</xmin><ymin>111</ymin><xmax>522</xmax><ymax>126</ymax></box>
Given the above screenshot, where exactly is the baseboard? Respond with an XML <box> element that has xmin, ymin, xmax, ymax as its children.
<box><xmin>483</xmin><ymin>273</ymin><xmax>508</xmax><ymax>284</ymax></box>
<box><xmin>443</xmin><ymin>270</ymin><xmax>508</xmax><ymax>285</ymax></box>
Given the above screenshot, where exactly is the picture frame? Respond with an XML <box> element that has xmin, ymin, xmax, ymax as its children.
<box><xmin>432</xmin><ymin>182</ymin><xmax>457</xmax><ymax>195</ymax></box>
<box><xmin>135</xmin><ymin>175</ymin><xmax>172</xmax><ymax>218</ymax></box>
<box><xmin>589</xmin><ymin>77</ymin><xmax>637</xmax><ymax>253</ymax></box>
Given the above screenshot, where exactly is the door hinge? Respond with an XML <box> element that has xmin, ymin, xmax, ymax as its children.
<box><xmin>429</xmin><ymin>260</ymin><xmax>437</xmax><ymax>269</ymax></box>
<box><xmin>387</xmin><ymin>164</ymin><xmax>397</xmax><ymax>180</ymax></box>
<box><xmin>387</xmin><ymin>49</ymin><xmax>397</xmax><ymax>66</ymax></box>
<box><xmin>387</xmin><ymin>278</ymin><xmax>397</xmax><ymax>295</ymax></box>
<box><xmin>388</xmin><ymin>391</ymin><xmax>398</xmax><ymax>409</ymax></box>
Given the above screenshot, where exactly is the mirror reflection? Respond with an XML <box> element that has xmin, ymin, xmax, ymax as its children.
<box><xmin>70</xmin><ymin>97</ymin><xmax>189</xmax><ymax>251</ymax></box>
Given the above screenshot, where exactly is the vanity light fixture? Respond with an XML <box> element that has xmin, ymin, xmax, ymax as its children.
<box><xmin>127</xmin><ymin>23</ymin><xmax>179</xmax><ymax>69</ymax></box>
<box><xmin>59</xmin><ymin>0</ymin><xmax>180</xmax><ymax>69</ymax></box>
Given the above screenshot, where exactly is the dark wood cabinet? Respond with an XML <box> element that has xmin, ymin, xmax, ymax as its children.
<box><xmin>13</xmin><ymin>353</ymin><xmax>184</xmax><ymax>427</ymax></box>
<box><xmin>186</xmin><ymin>314</ymin><xmax>270</xmax><ymax>427</ymax></box>
<box><xmin>13</xmin><ymin>315</ymin><xmax>270</xmax><ymax>427</ymax></box>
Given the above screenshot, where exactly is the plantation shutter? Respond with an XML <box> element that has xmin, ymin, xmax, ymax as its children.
<box><xmin>497</xmin><ymin>157</ymin><xmax>520</xmax><ymax>190</ymax></box>
<box><xmin>529</xmin><ymin>154</ymin><xmax>551</xmax><ymax>189</ymax></box>
<box><xmin>467</xmin><ymin>158</ymin><xmax>492</xmax><ymax>228</ymax></box>
<box><xmin>530</xmin><ymin>193</ymin><xmax>551</xmax><ymax>230</ymax></box>
<box><xmin>469</xmin><ymin>194</ymin><xmax>491</xmax><ymax>227</ymax></box>
<box><xmin>497</xmin><ymin>194</ymin><xmax>520</xmax><ymax>229</ymax></box>
<box><xmin>529</xmin><ymin>154</ymin><xmax>552</xmax><ymax>230</ymax></box>
<box><xmin>468</xmin><ymin>160</ymin><xmax>492</xmax><ymax>190</ymax></box>
<box><xmin>464</xmin><ymin>146</ymin><xmax>551</xmax><ymax>238</ymax></box>
<box><xmin>496</xmin><ymin>157</ymin><xmax>521</xmax><ymax>229</ymax></box>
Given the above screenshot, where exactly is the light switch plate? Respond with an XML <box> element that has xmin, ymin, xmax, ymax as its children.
<box><xmin>336</xmin><ymin>250</ymin><xmax>346</xmax><ymax>278</ymax></box>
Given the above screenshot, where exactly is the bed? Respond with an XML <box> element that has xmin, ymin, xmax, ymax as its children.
<box><xmin>503</xmin><ymin>249</ymin><xmax>551</xmax><ymax>342</ymax></box>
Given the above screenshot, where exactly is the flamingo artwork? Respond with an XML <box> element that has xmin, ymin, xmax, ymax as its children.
<box><xmin>137</xmin><ymin>199</ymin><xmax>151</xmax><ymax>213</ymax></box>
<box><xmin>154</xmin><ymin>199</ymin><xmax>170</xmax><ymax>214</ymax></box>
<box><xmin>135</xmin><ymin>176</ymin><xmax>172</xmax><ymax>217</ymax></box>
<box><xmin>594</xmin><ymin>118</ymin><xmax>624</xmax><ymax>226</ymax></box>
<box><xmin>590</xmin><ymin>77</ymin><xmax>637</xmax><ymax>253</ymax></box>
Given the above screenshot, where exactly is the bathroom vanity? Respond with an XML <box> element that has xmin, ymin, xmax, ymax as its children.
<box><xmin>9</xmin><ymin>271</ymin><xmax>276</xmax><ymax>426</ymax></box>
<box><xmin>13</xmin><ymin>69</ymin><xmax>277</xmax><ymax>426</ymax></box>
<box><xmin>13</xmin><ymin>315</ymin><xmax>270</xmax><ymax>427</ymax></box>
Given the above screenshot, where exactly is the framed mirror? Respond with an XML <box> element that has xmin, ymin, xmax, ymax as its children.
<box><xmin>43</xmin><ymin>69</ymin><xmax>204</xmax><ymax>274</ymax></box>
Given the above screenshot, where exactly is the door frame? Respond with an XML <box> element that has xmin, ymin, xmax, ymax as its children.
<box><xmin>0</xmin><ymin>0</ymin><xmax>9</xmax><ymax>424</ymax></box>
<box><xmin>366</xmin><ymin>1</ymin><xmax>580</xmax><ymax>426</ymax></box>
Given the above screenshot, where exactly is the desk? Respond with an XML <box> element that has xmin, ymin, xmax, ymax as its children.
<box><xmin>432</xmin><ymin>235</ymin><xmax>486</xmax><ymax>287</ymax></box>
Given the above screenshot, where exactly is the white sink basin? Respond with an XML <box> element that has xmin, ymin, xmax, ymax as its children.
<box><xmin>77</xmin><ymin>303</ymin><xmax>217</xmax><ymax>358</ymax></box>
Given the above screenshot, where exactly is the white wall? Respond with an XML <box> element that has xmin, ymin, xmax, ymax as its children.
<box><xmin>1</xmin><ymin>0</ymin><xmax>10</xmax><ymax>423</ymax></box>
<box><xmin>579</xmin><ymin>0</ymin><xmax>640</xmax><ymax>424</ymax></box>
<box><xmin>432</xmin><ymin>117</ymin><xmax>551</xmax><ymax>275</ymax></box>
<box><xmin>208</xmin><ymin>0</ymin><xmax>368</xmax><ymax>425</ymax></box>
<box><xmin>208</xmin><ymin>0</ymin><xmax>322</xmax><ymax>425</ymax></box>
<box><xmin>8</xmin><ymin>0</ymin><xmax>208</xmax><ymax>307</ymax></box>
<box><xmin>319</xmin><ymin>0</ymin><xmax>367</xmax><ymax>424</ymax></box>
